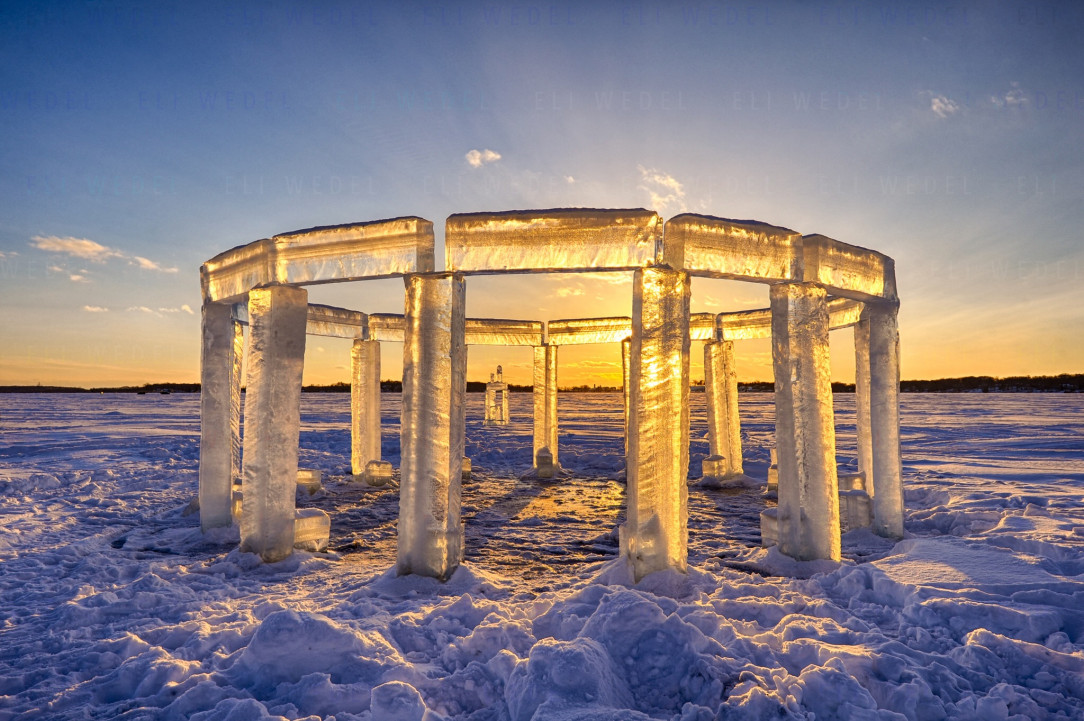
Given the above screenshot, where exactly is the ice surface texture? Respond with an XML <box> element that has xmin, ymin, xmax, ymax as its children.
<box><xmin>623</xmin><ymin>267</ymin><xmax>691</xmax><ymax>581</ymax></box>
<box><xmin>239</xmin><ymin>286</ymin><xmax>308</xmax><ymax>562</ymax></box>
<box><xmin>397</xmin><ymin>274</ymin><xmax>467</xmax><ymax>580</ymax></box>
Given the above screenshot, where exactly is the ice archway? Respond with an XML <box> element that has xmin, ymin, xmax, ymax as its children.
<box><xmin>198</xmin><ymin>209</ymin><xmax>902</xmax><ymax>580</ymax></box>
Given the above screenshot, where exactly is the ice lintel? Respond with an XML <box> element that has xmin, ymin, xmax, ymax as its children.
<box><xmin>663</xmin><ymin>213</ymin><xmax>802</xmax><ymax>282</ymax></box>
<box><xmin>690</xmin><ymin>312</ymin><xmax>717</xmax><ymax>341</ymax></box>
<box><xmin>465</xmin><ymin>318</ymin><xmax>544</xmax><ymax>346</ymax></box>
<box><xmin>801</xmin><ymin>234</ymin><xmax>897</xmax><ymax>302</ymax></box>
<box><xmin>547</xmin><ymin>317</ymin><xmax>631</xmax><ymax>345</ymax></box>
<box><xmin>445</xmin><ymin>208</ymin><xmax>662</xmax><ymax>274</ymax></box>
<box><xmin>201</xmin><ymin>217</ymin><xmax>435</xmax><ymax>303</ymax></box>
<box><xmin>367</xmin><ymin>313</ymin><xmax>406</xmax><ymax>342</ymax></box>
<box><xmin>306</xmin><ymin>304</ymin><xmax>368</xmax><ymax>339</ymax></box>
<box><xmin>716</xmin><ymin>297</ymin><xmax>865</xmax><ymax>340</ymax></box>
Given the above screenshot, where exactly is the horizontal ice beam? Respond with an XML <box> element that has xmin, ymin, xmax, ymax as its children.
<box><xmin>716</xmin><ymin>298</ymin><xmax>864</xmax><ymax>340</ymax></box>
<box><xmin>802</xmin><ymin>234</ymin><xmax>897</xmax><ymax>302</ymax></box>
<box><xmin>465</xmin><ymin>318</ymin><xmax>544</xmax><ymax>346</ymax></box>
<box><xmin>201</xmin><ymin>217</ymin><xmax>435</xmax><ymax>303</ymax></box>
<box><xmin>663</xmin><ymin>214</ymin><xmax>802</xmax><ymax>283</ymax></box>
<box><xmin>689</xmin><ymin>312</ymin><xmax>717</xmax><ymax>341</ymax></box>
<box><xmin>547</xmin><ymin>317</ymin><xmax>631</xmax><ymax>345</ymax></box>
<box><xmin>367</xmin><ymin>313</ymin><xmax>406</xmax><ymax>342</ymax></box>
<box><xmin>306</xmin><ymin>304</ymin><xmax>367</xmax><ymax>339</ymax></box>
<box><xmin>445</xmin><ymin>208</ymin><xmax>662</xmax><ymax>274</ymax></box>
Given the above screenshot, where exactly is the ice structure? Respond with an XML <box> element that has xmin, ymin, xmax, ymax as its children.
<box><xmin>198</xmin><ymin>208</ymin><xmax>901</xmax><ymax>575</ymax></box>
<box><xmin>484</xmin><ymin>366</ymin><xmax>509</xmax><ymax>425</ymax></box>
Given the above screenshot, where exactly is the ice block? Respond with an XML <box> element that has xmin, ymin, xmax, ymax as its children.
<box><xmin>200</xmin><ymin>217</ymin><xmax>435</xmax><ymax>303</ymax></box>
<box><xmin>351</xmin><ymin>339</ymin><xmax>382</xmax><ymax>475</ymax></box>
<box><xmin>397</xmin><ymin>273</ymin><xmax>467</xmax><ymax>580</ymax></box>
<box><xmin>716</xmin><ymin>297</ymin><xmax>863</xmax><ymax>341</ymax></box>
<box><xmin>307</xmin><ymin>304</ymin><xmax>367</xmax><ymax>339</ymax></box>
<box><xmin>466</xmin><ymin>318</ymin><xmax>544</xmax><ymax>346</ymax></box>
<box><xmin>199</xmin><ymin>301</ymin><xmax>244</xmax><ymax>531</ymax></box>
<box><xmin>532</xmin><ymin>344</ymin><xmax>559</xmax><ymax>473</ymax></box>
<box><xmin>240</xmin><ymin>286</ymin><xmax>309</xmax><ymax>562</ymax></box>
<box><xmin>663</xmin><ymin>214</ymin><xmax>802</xmax><ymax>282</ymax></box>
<box><xmin>296</xmin><ymin>468</ymin><xmax>322</xmax><ymax>495</ymax></box>
<box><xmin>484</xmin><ymin>372</ymin><xmax>509</xmax><ymax>425</ymax></box>
<box><xmin>770</xmin><ymin>283</ymin><xmax>840</xmax><ymax>562</ymax></box>
<box><xmin>293</xmin><ymin>508</ymin><xmax>330</xmax><ymax>552</ymax></box>
<box><xmin>547</xmin><ymin>317</ymin><xmax>631</xmax><ymax>346</ymax></box>
<box><xmin>839</xmin><ymin>490</ymin><xmax>872</xmax><ymax>532</ymax></box>
<box><xmin>621</xmin><ymin>267</ymin><xmax>691</xmax><ymax>581</ymax></box>
<box><xmin>868</xmin><ymin>302</ymin><xmax>904</xmax><ymax>539</ymax></box>
<box><xmin>689</xmin><ymin>312</ymin><xmax>717</xmax><ymax>341</ymax></box>
<box><xmin>760</xmin><ymin>507</ymin><xmax>779</xmax><ymax>547</ymax></box>
<box><xmin>802</xmin><ymin>234</ymin><xmax>897</xmax><ymax>302</ymax></box>
<box><xmin>445</xmin><ymin>208</ymin><xmax>661</xmax><ymax>274</ymax></box>
<box><xmin>365</xmin><ymin>460</ymin><xmax>393</xmax><ymax>486</ymax></box>
<box><xmin>704</xmin><ymin>340</ymin><xmax>742</xmax><ymax>478</ymax></box>
<box><xmin>367</xmin><ymin>313</ymin><xmax>406</xmax><ymax>343</ymax></box>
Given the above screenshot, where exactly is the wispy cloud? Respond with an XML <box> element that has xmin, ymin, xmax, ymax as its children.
<box><xmin>30</xmin><ymin>235</ymin><xmax>177</xmax><ymax>273</ymax></box>
<box><xmin>465</xmin><ymin>148</ymin><xmax>501</xmax><ymax>168</ymax></box>
<box><xmin>127</xmin><ymin>305</ymin><xmax>195</xmax><ymax>317</ymax></box>
<box><xmin>69</xmin><ymin>273</ymin><xmax>89</xmax><ymax>283</ymax></box>
<box><xmin>127</xmin><ymin>306</ymin><xmax>157</xmax><ymax>315</ymax></box>
<box><xmin>637</xmin><ymin>165</ymin><xmax>687</xmax><ymax>216</ymax></box>
<box><xmin>83</xmin><ymin>305</ymin><xmax>108</xmax><ymax>312</ymax></box>
<box><xmin>930</xmin><ymin>95</ymin><xmax>960</xmax><ymax>119</ymax></box>
<box><xmin>991</xmin><ymin>82</ymin><xmax>1027</xmax><ymax>108</ymax></box>
<box><xmin>556</xmin><ymin>287</ymin><xmax>584</xmax><ymax>297</ymax></box>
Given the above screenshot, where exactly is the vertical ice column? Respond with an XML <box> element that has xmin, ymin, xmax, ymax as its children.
<box><xmin>622</xmin><ymin>267</ymin><xmax>691</xmax><ymax>581</ymax></box>
<box><xmin>704</xmin><ymin>340</ymin><xmax>743</xmax><ymax>477</ymax></box>
<box><xmin>484</xmin><ymin>380</ymin><xmax>496</xmax><ymax>424</ymax></box>
<box><xmin>351</xmin><ymin>339</ymin><xmax>381</xmax><ymax>476</ymax></box>
<box><xmin>868</xmin><ymin>302</ymin><xmax>904</xmax><ymax>539</ymax></box>
<box><xmin>199</xmin><ymin>301</ymin><xmax>244</xmax><ymax>531</ymax></box>
<box><xmin>397</xmin><ymin>273</ymin><xmax>467</xmax><ymax>580</ymax></box>
<box><xmin>770</xmin><ymin>282</ymin><xmax>841</xmax><ymax>562</ymax></box>
<box><xmin>239</xmin><ymin>285</ymin><xmax>308</xmax><ymax>562</ymax></box>
<box><xmin>621</xmin><ymin>337</ymin><xmax>631</xmax><ymax>459</ymax></box>
<box><xmin>532</xmin><ymin>344</ymin><xmax>559</xmax><ymax>472</ymax></box>
<box><xmin>501</xmin><ymin>382</ymin><xmax>509</xmax><ymax>424</ymax></box>
<box><xmin>853</xmin><ymin>318</ymin><xmax>874</xmax><ymax>495</ymax></box>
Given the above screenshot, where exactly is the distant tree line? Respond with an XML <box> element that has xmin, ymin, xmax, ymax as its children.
<box><xmin>2</xmin><ymin>374</ymin><xmax>1082</xmax><ymax>393</ymax></box>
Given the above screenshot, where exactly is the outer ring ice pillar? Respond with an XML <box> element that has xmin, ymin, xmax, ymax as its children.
<box><xmin>704</xmin><ymin>338</ymin><xmax>743</xmax><ymax>478</ymax></box>
<box><xmin>770</xmin><ymin>282</ymin><xmax>841</xmax><ymax>562</ymax></box>
<box><xmin>199</xmin><ymin>301</ymin><xmax>244</xmax><ymax>531</ymax></box>
<box><xmin>351</xmin><ymin>339</ymin><xmax>382</xmax><ymax>476</ymax></box>
<box><xmin>622</xmin><ymin>267</ymin><xmax>691</xmax><ymax>581</ymax></box>
<box><xmin>239</xmin><ymin>285</ymin><xmax>309</xmax><ymax>562</ymax></box>
<box><xmin>868</xmin><ymin>302</ymin><xmax>904</xmax><ymax>539</ymax></box>
<box><xmin>397</xmin><ymin>273</ymin><xmax>467</xmax><ymax>579</ymax></box>
<box><xmin>532</xmin><ymin>343</ymin><xmax>559</xmax><ymax>473</ymax></box>
<box><xmin>621</xmin><ymin>337</ymin><xmax>631</xmax><ymax>459</ymax></box>
<box><xmin>854</xmin><ymin>317</ymin><xmax>874</xmax><ymax>495</ymax></box>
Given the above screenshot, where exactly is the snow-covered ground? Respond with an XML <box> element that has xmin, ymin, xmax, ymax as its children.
<box><xmin>1</xmin><ymin>392</ymin><xmax>1083</xmax><ymax>720</ymax></box>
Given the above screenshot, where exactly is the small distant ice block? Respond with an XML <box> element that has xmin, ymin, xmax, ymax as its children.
<box><xmin>760</xmin><ymin>508</ymin><xmax>779</xmax><ymax>547</ymax></box>
<box><xmin>364</xmin><ymin>460</ymin><xmax>393</xmax><ymax>487</ymax></box>
<box><xmin>838</xmin><ymin>471</ymin><xmax>866</xmax><ymax>492</ymax></box>
<box><xmin>535</xmin><ymin>448</ymin><xmax>555</xmax><ymax>479</ymax></box>
<box><xmin>701</xmin><ymin>455</ymin><xmax>728</xmax><ymax>479</ymax></box>
<box><xmin>547</xmin><ymin>317</ymin><xmax>632</xmax><ymax>346</ymax></box>
<box><xmin>201</xmin><ymin>217</ymin><xmax>435</xmax><ymax>303</ymax></box>
<box><xmin>296</xmin><ymin>468</ymin><xmax>322</xmax><ymax>495</ymax></box>
<box><xmin>664</xmin><ymin>214</ymin><xmax>802</xmax><ymax>283</ymax></box>
<box><xmin>445</xmin><ymin>208</ymin><xmax>661</xmax><ymax>274</ymax></box>
<box><xmin>294</xmin><ymin>508</ymin><xmax>330</xmax><ymax>552</ymax></box>
<box><xmin>839</xmin><ymin>490</ymin><xmax>872</xmax><ymax>532</ymax></box>
<box><xmin>802</xmin><ymin>234</ymin><xmax>896</xmax><ymax>302</ymax></box>
<box><xmin>461</xmin><ymin>457</ymin><xmax>472</xmax><ymax>480</ymax></box>
<box><xmin>766</xmin><ymin>448</ymin><xmax>779</xmax><ymax>493</ymax></box>
<box><xmin>231</xmin><ymin>484</ymin><xmax>243</xmax><ymax>520</ymax></box>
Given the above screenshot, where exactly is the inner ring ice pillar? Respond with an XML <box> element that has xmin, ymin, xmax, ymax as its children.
<box><xmin>704</xmin><ymin>339</ymin><xmax>743</xmax><ymax>478</ymax></box>
<box><xmin>397</xmin><ymin>273</ymin><xmax>467</xmax><ymax>579</ymax></box>
<box><xmin>869</xmin><ymin>302</ymin><xmax>904</xmax><ymax>539</ymax></box>
<box><xmin>770</xmin><ymin>282</ymin><xmax>841</xmax><ymax>562</ymax></box>
<box><xmin>239</xmin><ymin>285</ymin><xmax>309</xmax><ymax>563</ymax></box>
<box><xmin>854</xmin><ymin>317</ymin><xmax>874</xmax><ymax>496</ymax></box>
<box><xmin>622</xmin><ymin>266</ymin><xmax>691</xmax><ymax>580</ymax></box>
<box><xmin>351</xmin><ymin>339</ymin><xmax>382</xmax><ymax>477</ymax></box>
<box><xmin>532</xmin><ymin>343</ymin><xmax>559</xmax><ymax>474</ymax></box>
<box><xmin>198</xmin><ymin>301</ymin><xmax>244</xmax><ymax>531</ymax></box>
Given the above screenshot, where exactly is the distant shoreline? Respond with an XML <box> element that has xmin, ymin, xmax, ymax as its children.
<box><xmin>2</xmin><ymin>374</ymin><xmax>1081</xmax><ymax>394</ymax></box>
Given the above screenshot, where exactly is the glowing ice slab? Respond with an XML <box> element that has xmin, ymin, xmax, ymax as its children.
<box><xmin>240</xmin><ymin>286</ymin><xmax>308</xmax><ymax>563</ymax></box>
<box><xmin>663</xmin><ymin>214</ymin><xmax>801</xmax><ymax>282</ymax></box>
<box><xmin>466</xmin><ymin>318</ymin><xmax>544</xmax><ymax>346</ymax></box>
<box><xmin>307</xmin><ymin>304</ymin><xmax>367</xmax><ymax>339</ymax></box>
<box><xmin>770</xmin><ymin>283</ymin><xmax>840</xmax><ymax>562</ymax></box>
<box><xmin>367</xmin><ymin>313</ymin><xmax>406</xmax><ymax>342</ymax></box>
<box><xmin>364</xmin><ymin>460</ymin><xmax>393</xmax><ymax>486</ymax></box>
<box><xmin>351</xmin><ymin>339</ymin><xmax>382</xmax><ymax>475</ymax></box>
<box><xmin>802</xmin><ymin>234</ymin><xmax>897</xmax><ymax>302</ymax></box>
<box><xmin>446</xmin><ymin>208</ymin><xmax>661</xmax><ymax>274</ymax></box>
<box><xmin>547</xmin><ymin>317</ymin><xmax>631</xmax><ymax>345</ymax></box>
<box><xmin>717</xmin><ymin>297</ymin><xmax>864</xmax><ymax>341</ymax></box>
<box><xmin>397</xmin><ymin>274</ymin><xmax>467</xmax><ymax>580</ymax></box>
<box><xmin>689</xmin><ymin>313</ymin><xmax>717</xmax><ymax>341</ymax></box>
<box><xmin>294</xmin><ymin>508</ymin><xmax>330</xmax><ymax>552</ymax></box>
<box><xmin>461</xmin><ymin>457</ymin><xmax>472</xmax><ymax>480</ymax></box>
<box><xmin>199</xmin><ymin>302</ymin><xmax>244</xmax><ymax>531</ymax></box>
<box><xmin>296</xmin><ymin>468</ymin><xmax>322</xmax><ymax>495</ymax></box>
<box><xmin>622</xmin><ymin>267</ymin><xmax>691</xmax><ymax>581</ymax></box>
<box><xmin>201</xmin><ymin>217</ymin><xmax>435</xmax><ymax>303</ymax></box>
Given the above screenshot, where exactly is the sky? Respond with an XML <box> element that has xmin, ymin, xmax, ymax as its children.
<box><xmin>1</xmin><ymin>0</ymin><xmax>1081</xmax><ymax>388</ymax></box>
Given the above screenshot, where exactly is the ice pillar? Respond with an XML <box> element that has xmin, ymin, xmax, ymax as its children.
<box><xmin>853</xmin><ymin>318</ymin><xmax>874</xmax><ymax>495</ymax></box>
<box><xmin>704</xmin><ymin>340</ymin><xmax>743</xmax><ymax>477</ymax></box>
<box><xmin>351</xmin><ymin>339</ymin><xmax>381</xmax><ymax>476</ymax></box>
<box><xmin>239</xmin><ymin>286</ymin><xmax>308</xmax><ymax>562</ymax></box>
<box><xmin>868</xmin><ymin>302</ymin><xmax>904</xmax><ymax>539</ymax></box>
<box><xmin>622</xmin><ymin>267</ymin><xmax>691</xmax><ymax>580</ymax></box>
<box><xmin>770</xmin><ymin>283</ymin><xmax>840</xmax><ymax>562</ymax></box>
<box><xmin>397</xmin><ymin>273</ymin><xmax>467</xmax><ymax>580</ymax></box>
<box><xmin>621</xmin><ymin>337</ymin><xmax>631</xmax><ymax>459</ymax></box>
<box><xmin>532</xmin><ymin>344</ymin><xmax>559</xmax><ymax>473</ymax></box>
<box><xmin>198</xmin><ymin>301</ymin><xmax>244</xmax><ymax>531</ymax></box>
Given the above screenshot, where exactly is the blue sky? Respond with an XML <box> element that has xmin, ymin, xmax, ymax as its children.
<box><xmin>1</xmin><ymin>0</ymin><xmax>1081</xmax><ymax>387</ymax></box>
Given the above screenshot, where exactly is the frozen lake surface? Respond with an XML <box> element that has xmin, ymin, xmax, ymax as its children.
<box><xmin>1</xmin><ymin>392</ymin><xmax>1083</xmax><ymax>719</ymax></box>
